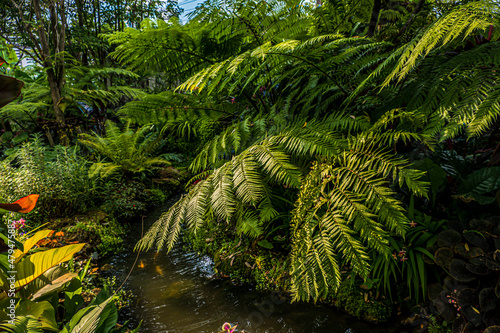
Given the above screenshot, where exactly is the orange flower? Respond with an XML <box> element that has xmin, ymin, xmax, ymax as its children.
<box><xmin>37</xmin><ymin>239</ymin><xmax>51</xmax><ymax>247</ymax></box>
<box><xmin>55</xmin><ymin>231</ymin><xmax>65</xmax><ymax>237</ymax></box>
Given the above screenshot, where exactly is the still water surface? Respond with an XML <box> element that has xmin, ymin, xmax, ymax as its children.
<box><xmin>106</xmin><ymin>203</ymin><xmax>391</xmax><ymax>333</ymax></box>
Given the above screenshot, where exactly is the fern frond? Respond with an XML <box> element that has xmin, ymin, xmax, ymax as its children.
<box><xmin>383</xmin><ymin>0</ymin><xmax>497</xmax><ymax>86</ymax></box>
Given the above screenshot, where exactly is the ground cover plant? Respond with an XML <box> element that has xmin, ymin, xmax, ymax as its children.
<box><xmin>1</xmin><ymin>0</ymin><xmax>500</xmax><ymax>331</ymax></box>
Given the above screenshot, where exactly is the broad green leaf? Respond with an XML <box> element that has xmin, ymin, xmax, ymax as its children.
<box><xmin>60</xmin><ymin>296</ymin><xmax>115</xmax><ymax>333</ymax></box>
<box><xmin>31</xmin><ymin>272</ymin><xmax>78</xmax><ymax>301</ymax></box>
<box><xmin>11</xmin><ymin>133</ymin><xmax>29</xmax><ymax>145</ymax></box>
<box><xmin>257</xmin><ymin>239</ymin><xmax>274</xmax><ymax>249</ymax></box>
<box><xmin>8</xmin><ymin>243</ymin><xmax>84</xmax><ymax>293</ymax></box>
<box><xmin>18</xmin><ymin>266</ymin><xmax>71</xmax><ymax>300</ymax></box>
<box><xmin>456</xmin><ymin>167</ymin><xmax>500</xmax><ymax>205</ymax></box>
<box><xmin>0</xmin><ymin>315</ymin><xmax>44</xmax><ymax>333</ymax></box>
<box><xmin>15</xmin><ymin>299</ymin><xmax>58</xmax><ymax>331</ymax></box>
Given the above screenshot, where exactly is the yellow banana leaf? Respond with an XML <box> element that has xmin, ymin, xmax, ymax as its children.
<box><xmin>13</xmin><ymin>230</ymin><xmax>53</xmax><ymax>264</ymax></box>
<box><xmin>14</xmin><ymin>243</ymin><xmax>85</xmax><ymax>288</ymax></box>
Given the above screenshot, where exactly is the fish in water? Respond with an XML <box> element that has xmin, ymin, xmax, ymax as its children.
<box><xmin>138</xmin><ymin>260</ymin><xmax>146</xmax><ymax>269</ymax></box>
<box><xmin>155</xmin><ymin>265</ymin><xmax>164</xmax><ymax>276</ymax></box>
<box><xmin>160</xmin><ymin>280</ymin><xmax>196</xmax><ymax>299</ymax></box>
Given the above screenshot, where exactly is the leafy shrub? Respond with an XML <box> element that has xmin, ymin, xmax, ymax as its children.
<box><xmin>82</xmin><ymin>275</ymin><xmax>134</xmax><ymax>310</ymax></box>
<box><xmin>65</xmin><ymin>215</ymin><xmax>126</xmax><ymax>255</ymax></box>
<box><xmin>145</xmin><ymin>188</ymin><xmax>168</xmax><ymax>206</ymax></box>
<box><xmin>100</xmin><ymin>180</ymin><xmax>148</xmax><ymax>220</ymax></box>
<box><xmin>0</xmin><ymin>136</ymin><xmax>95</xmax><ymax>221</ymax></box>
<box><xmin>428</xmin><ymin>315</ymin><xmax>452</xmax><ymax>333</ymax></box>
<box><xmin>333</xmin><ymin>278</ymin><xmax>393</xmax><ymax>323</ymax></box>
<box><xmin>371</xmin><ymin>199</ymin><xmax>448</xmax><ymax>302</ymax></box>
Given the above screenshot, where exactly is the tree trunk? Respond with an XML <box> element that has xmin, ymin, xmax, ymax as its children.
<box><xmin>76</xmin><ymin>0</ymin><xmax>88</xmax><ymax>65</ymax></box>
<box><xmin>32</xmin><ymin>0</ymin><xmax>68</xmax><ymax>144</ymax></box>
<box><xmin>367</xmin><ymin>0</ymin><xmax>382</xmax><ymax>37</ymax></box>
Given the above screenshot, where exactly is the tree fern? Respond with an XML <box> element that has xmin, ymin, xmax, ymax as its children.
<box><xmin>108</xmin><ymin>0</ymin><xmax>500</xmax><ymax>305</ymax></box>
<box><xmin>290</xmin><ymin>134</ymin><xmax>427</xmax><ymax>302</ymax></box>
<box><xmin>382</xmin><ymin>0</ymin><xmax>498</xmax><ymax>86</ymax></box>
<box><xmin>382</xmin><ymin>41</ymin><xmax>500</xmax><ymax>140</ymax></box>
<box><xmin>137</xmin><ymin>115</ymin><xmax>428</xmax><ymax>304</ymax></box>
<box><xmin>79</xmin><ymin>121</ymin><xmax>170</xmax><ymax>178</ymax></box>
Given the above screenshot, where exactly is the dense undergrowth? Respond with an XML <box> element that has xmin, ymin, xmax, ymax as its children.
<box><xmin>1</xmin><ymin>0</ymin><xmax>500</xmax><ymax>332</ymax></box>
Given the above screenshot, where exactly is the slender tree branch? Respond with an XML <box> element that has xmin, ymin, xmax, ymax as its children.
<box><xmin>395</xmin><ymin>0</ymin><xmax>426</xmax><ymax>43</ymax></box>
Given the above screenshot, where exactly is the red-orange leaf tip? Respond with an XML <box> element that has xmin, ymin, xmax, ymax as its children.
<box><xmin>0</xmin><ymin>194</ymin><xmax>39</xmax><ymax>213</ymax></box>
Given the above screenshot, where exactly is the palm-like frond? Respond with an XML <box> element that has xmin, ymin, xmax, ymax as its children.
<box><xmin>138</xmin><ymin>116</ymin><xmax>428</xmax><ymax>304</ymax></box>
<box><xmin>115</xmin><ymin>0</ymin><xmax>500</xmax><ymax>305</ymax></box>
<box><xmin>79</xmin><ymin>121</ymin><xmax>169</xmax><ymax>178</ymax></box>
<box><xmin>382</xmin><ymin>0</ymin><xmax>498</xmax><ymax>86</ymax></box>
<box><xmin>290</xmin><ymin>135</ymin><xmax>427</xmax><ymax>302</ymax></box>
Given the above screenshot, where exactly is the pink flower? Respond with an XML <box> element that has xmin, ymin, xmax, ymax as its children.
<box><xmin>12</xmin><ymin>218</ymin><xmax>26</xmax><ymax>229</ymax></box>
<box><xmin>222</xmin><ymin>323</ymin><xmax>237</xmax><ymax>333</ymax></box>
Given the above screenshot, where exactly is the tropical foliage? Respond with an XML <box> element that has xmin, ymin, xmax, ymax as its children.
<box><xmin>1</xmin><ymin>0</ymin><xmax>500</xmax><ymax>330</ymax></box>
<box><xmin>129</xmin><ymin>0</ymin><xmax>500</xmax><ymax>306</ymax></box>
<box><xmin>79</xmin><ymin>121</ymin><xmax>169</xmax><ymax>179</ymax></box>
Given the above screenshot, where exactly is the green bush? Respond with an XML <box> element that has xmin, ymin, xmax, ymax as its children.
<box><xmin>0</xmin><ymin>135</ymin><xmax>96</xmax><ymax>221</ymax></box>
<box><xmin>145</xmin><ymin>188</ymin><xmax>167</xmax><ymax>206</ymax></box>
<box><xmin>428</xmin><ymin>316</ymin><xmax>452</xmax><ymax>333</ymax></box>
<box><xmin>333</xmin><ymin>278</ymin><xmax>393</xmax><ymax>323</ymax></box>
<box><xmin>65</xmin><ymin>215</ymin><xmax>126</xmax><ymax>255</ymax></box>
<box><xmin>100</xmin><ymin>180</ymin><xmax>148</xmax><ymax>220</ymax></box>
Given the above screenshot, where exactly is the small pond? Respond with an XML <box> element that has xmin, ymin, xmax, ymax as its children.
<box><xmin>105</xmin><ymin>202</ymin><xmax>393</xmax><ymax>333</ymax></box>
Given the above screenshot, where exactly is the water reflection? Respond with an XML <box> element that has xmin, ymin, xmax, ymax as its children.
<box><xmin>106</xmin><ymin>205</ymin><xmax>391</xmax><ymax>333</ymax></box>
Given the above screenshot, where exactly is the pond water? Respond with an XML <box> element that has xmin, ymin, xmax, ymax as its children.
<box><xmin>105</xmin><ymin>202</ymin><xmax>393</xmax><ymax>333</ymax></box>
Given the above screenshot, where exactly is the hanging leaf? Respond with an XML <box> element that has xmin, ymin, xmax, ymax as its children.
<box><xmin>16</xmin><ymin>266</ymin><xmax>75</xmax><ymax>300</ymax></box>
<box><xmin>31</xmin><ymin>272</ymin><xmax>78</xmax><ymax>301</ymax></box>
<box><xmin>455</xmin><ymin>167</ymin><xmax>500</xmax><ymax>205</ymax></box>
<box><xmin>0</xmin><ymin>75</ymin><xmax>24</xmax><ymax>108</ymax></box>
